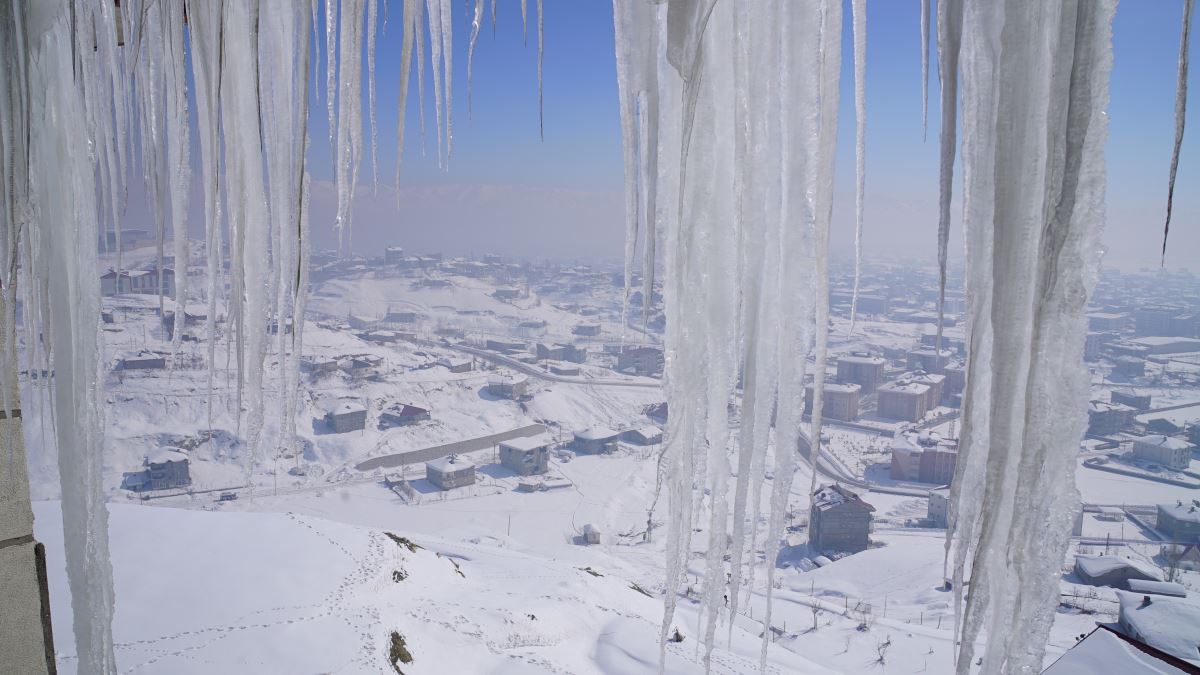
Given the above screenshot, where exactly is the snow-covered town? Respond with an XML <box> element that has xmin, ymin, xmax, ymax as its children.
<box><xmin>3</xmin><ymin>1</ymin><xmax>1200</xmax><ymax>674</ymax></box>
<box><xmin>17</xmin><ymin>239</ymin><xmax>1200</xmax><ymax>673</ymax></box>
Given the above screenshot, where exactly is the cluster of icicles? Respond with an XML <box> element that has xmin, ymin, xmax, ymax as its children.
<box><xmin>0</xmin><ymin>0</ymin><xmax>1191</xmax><ymax>673</ymax></box>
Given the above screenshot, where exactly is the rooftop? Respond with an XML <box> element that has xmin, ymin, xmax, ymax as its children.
<box><xmin>1134</xmin><ymin>434</ymin><xmax>1193</xmax><ymax>451</ymax></box>
<box><xmin>1117</xmin><ymin>590</ymin><xmax>1200</xmax><ymax>666</ymax></box>
<box><xmin>500</xmin><ymin>435</ymin><xmax>552</xmax><ymax>453</ymax></box>
<box><xmin>575</xmin><ymin>427</ymin><xmax>620</xmax><ymax>442</ymax></box>
<box><xmin>426</xmin><ymin>455</ymin><xmax>475</xmax><ymax>473</ymax></box>
<box><xmin>1158</xmin><ymin>501</ymin><xmax>1200</xmax><ymax>525</ymax></box>
<box><xmin>1074</xmin><ymin>554</ymin><xmax>1163</xmax><ymax>581</ymax></box>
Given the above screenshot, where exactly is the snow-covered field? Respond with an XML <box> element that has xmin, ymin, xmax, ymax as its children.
<box><xmin>23</xmin><ymin>264</ymin><xmax>1200</xmax><ymax>673</ymax></box>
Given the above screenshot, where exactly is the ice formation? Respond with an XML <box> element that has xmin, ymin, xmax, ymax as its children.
<box><xmin>848</xmin><ymin>0</ymin><xmax>867</xmax><ymax>332</ymax></box>
<box><xmin>613</xmin><ymin>0</ymin><xmax>1120</xmax><ymax>673</ymax></box>
<box><xmin>944</xmin><ymin>2</ymin><xmax>1116</xmax><ymax>673</ymax></box>
<box><xmin>1162</xmin><ymin>0</ymin><xmax>1193</xmax><ymax>261</ymax></box>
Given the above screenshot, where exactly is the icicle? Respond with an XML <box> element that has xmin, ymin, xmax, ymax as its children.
<box><xmin>439</xmin><ymin>0</ymin><xmax>454</xmax><ymax>161</ymax></box>
<box><xmin>848</xmin><ymin>0</ymin><xmax>866</xmax><ymax>333</ymax></box>
<box><xmin>492</xmin><ymin>0</ymin><xmax>498</xmax><ymax>35</ymax></box>
<box><xmin>415</xmin><ymin>0</ymin><xmax>428</xmax><ymax>155</ymax></box>
<box><xmin>521</xmin><ymin>0</ymin><xmax>528</xmax><ymax>44</ymax></box>
<box><xmin>1162</xmin><ymin>0</ymin><xmax>1193</xmax><ymax>263</ymax></box>
<box><xmin>259</xmin><ymin>0</ymin><xmax>313</xmax><ymax>461</ymax></box>
<box><xmin>368</xmin><ymin>0</ymin><xmax>379</xmax><ymax>192</ymax></box>
<box><xmin>933</xmin><ymin>0</ymin><xmax>963</xmax><ymax>396</ymax></box>
<box><xmin>425</xmin><ymin>0</ymin><xmax>446</xmax><ymax>166</ymax></box>
<box><xmin>468</xmin><ymin>0</ymin><xmax>484</xmax><ymax>117</ymax></box>
<box><xmin>334</xmin><ymin>0</ymin><xmax>366</xmax><ymax>254</ymax></box>
<box><xmin>948</xmin><ymin>1</ymin><xmax>1116</xmax><ymax>672</ymax></box>
<box><xmin>396</xmin><ymin>0</ymin><xmax>420</xmax><ymax>189</ymax></box>
<box><xmin>19</xmin><ymin>1</ymin><xmax>117</xmax><ymax>669</ymax></box>
<box><xmin>220</xmin><ymin>0</ymin><xmax>274</xmax><ymax>466</ymax></box>
<box><xmin>164</xmin><ymin>0</ymin><xmax>190</xmax><ymax>352</ymax></box>
<box><xmin>187</xmin><ymin>0</ymin><xmax>224</xmax><ymax>430</ymax></box>
<box><xmin>537</xmin><ymin>0</ymin><xmax>544</xmax><ymax>140</ymax></box>
<box><xmin>326</xmin><ymin>0</ymin><xmax>338</xmax><ymax>150</ymax></box>
<box><xmin>921</xmin><ymin>0</ymin><xmax>930</xmax><ymax>141</ymax></box>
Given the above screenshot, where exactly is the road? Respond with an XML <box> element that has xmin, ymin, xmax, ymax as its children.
<box><xmin>354</xmin><ymin>424</ymin><xmax>549</xmax><ymax>472</ymax></box>
<box><xmin>436</xmin><ymin>340</ymin><xmax>662</xmax><ymax>389</ymax></box>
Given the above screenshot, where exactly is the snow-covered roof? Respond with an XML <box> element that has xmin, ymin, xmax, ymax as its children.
<box><xmin>426</xmin><ymin>455</ymin><xmax>475</xmax><ymax>473</ymax></box>
<box><xmin>627</xmin><ymin>425</ymin><xmax>662</xmax><ymax>438</ymax></box>
<box><xmin>500</xmin><ymin>435</ymin><xmax>551</xmax><ymax>453</ymax></box>
<box><xmin>838</xmin><ymin>355</ymin><xmax>884</xmax><ymax>365</ymax></box>
<box><xmin>1042</xmin><ymin>626</ymin><xmax>1191</xmax><ymax>675</ymax></box>
<box><xmin>1090</xmin><ymin>400</ymin><xmax>1135</xmax><ymax>414</ymax></box>
<box><xmin>1133</xmin><ymin>434</ymin><xmax>1193</xmax><ymax>451</ymax></box>
<box><xmin>877</xmin><ymin>381</ymin><xmax>930</xmax><ymax>396</ymax></box>
<box><xmin>1074</xmin><ymin>555</ymin><xmax>1163</xmax><ymax>581</ymax></box>
<box><xmin>575</xmin><ymin>427</ymin><xmax>620</xmax><ymax>442</ymax></box>
<box><xmin>1117</xmin><ymin>590</ymin><xmax>1200</xmax><ymax>666</ymax></box>
<box><xmin>146</xmin><ymin>448</ymin><xmax>188</xmax><ymax>465</ymax></box>
<box><xmin>1129</xmin><ymin>336</ymin><xmax>1200</xmax><ymax>348</ymax></box>
<box><xmin>812</xmin><ymin>484</ymin><xmax>875</xmax><ymax>513</ymax></box>
<box><xmin>928</xmin><ymin>486</ymin><xmax>951</xmax><ymax>499</ymax></box>
<box><xmin>1126</xmin><ymin>579</ymin><xmax>1188</xmax><ymax>598</ymax></box>
<box><xmin>1159</xmin><ymin>501</ymin><xmax>1200</xmax><ymax>525</ymax></box>
<box><xmin>330</xmin><ymin>402</ymin><xmax>366</xmax><ymax>415</ymax></box>
<box><xmin>806</xmin><ymin>381</ymin><xmax>861</xmax><ymax>394</ymax></box>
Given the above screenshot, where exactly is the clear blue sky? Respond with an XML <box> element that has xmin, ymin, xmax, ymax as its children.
<box><xmin>182</xmin><ymin>1</ymin><xmax>1198</xmax><ymax>268</ymax></box>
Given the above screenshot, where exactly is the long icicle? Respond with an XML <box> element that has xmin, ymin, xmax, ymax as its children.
<box><xmin>933</xmin><ymin>0</ymin><xmax>963</xmax><ymax>411</ymax></box>
<box><xmin>1162</xmin><ymin>0</ymin><xmax>1193</xmax><ymax>263</ymax></box>
<box><xmin>396</xmin><ymin>0</ymin><xmax>420</xmax><ymax>190</ymax></box>
<box><xmin>848</xmin><ymin>0</ymin><xmax>866</xmax><ymax>334</ymax></box>
<box><xmin>467</xmin><ymin>0</ymin><xmax>484</xmax><ymax>117</ymax></box>
<box><xmin>921</xmin><ymin>0</ymin><xmax>930</xmax><ymax>140</ymax></box>
<box><xmin>367</xmin><ymin>0</ymin><xmax>379</xmax><ymax>192</ymax></box>
<box><xmin>537</xmin><ymin>0</ymin><xmax>544</xmax><ymax>140</ymax></box>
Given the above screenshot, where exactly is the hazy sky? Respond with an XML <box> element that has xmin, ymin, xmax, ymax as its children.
<box><xmin>154</xmin><ymin>1</ymin><xmax>1197</xmax><ymax>270</ymax></box>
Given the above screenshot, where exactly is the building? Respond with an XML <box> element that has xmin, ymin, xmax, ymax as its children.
<box><xmin>910</xmin><ymin>371</ymin><xmax>946</xmax><ymax>410</ymax></box>
<box><xmin>487</xmin><ymin>373</ymin><xmax>529</xmax><ymax>400</ymax></box>
<box><xmin>381</xmin><ymin>309</ymin><xmax>417</xmax><ymax>326</ymax></box>
<box><xmin>1126</xmin><ymin>579</ymin><xmax>1188</xmax><ymax>598</ymax></box>
<box><xmin>1088</xmin><ymin>400</ymin><xmax>1135</xmax><ymax>437</ymax></box>
<box><xmin>809</xmin><ymin>484</ymin><xmax>875</xmax><ymax>553</ymax></box>
<box><xmin>536</xmin><ymin>342</ymin><xmax>587</xmax><ymax>363</ymax></box>
<box><xmin>300</xmin><ymin>356</ymin><xmax>339</xmax><ymax>375</ymax></box>
<box><xmin>803</xmin><ymin>382</ymin><xmax>861</xmax><ymax>421</ymax></box>
<box><xmin>942</xmin><ymin>361</ymin><xmax>966</xmax><ymax>399</ymax></box>
<box><xmin>485</xmin><ymin>338</ymin><xmax>526</xmax><ymax>354</ymax></box>
<box><xmin>876</xmin><ymin>380</ymin><xmax>931</xmax><ymax>422</ymax></box>
<box><xmin>616</xmin><ymin>346</ymin><xmax>664</xmax><ymax>376</ymax></box>
<box><xmin>438</xmin><ymin>357</ymin><xmax>472</xmax><ymax>373</ymax></box>
<box><xmin>325</xmin><ymin>402</ymin><xmax>367</xmax><ymax>433</ymax></box>
<box><xmin>573</xmin><ymin>323</ymin><xmax>602</xmax><ymax>337</ymax></box>
<box><xmin>1133</xmin><ymin>435</ymin><xmax>1193</xmax><ymax>471</ymax></box>
<box><xmin>425</xmin><ymin>455</ymin><xmax>476</xmax><ymax>490</ymax></box>
<box><xmin>1042</xmin><ymin>625</ymin><xmax>1200</xmax><ymax>675</ymax></box>
<box><xmin>1111</xmin><ymin>388</ymin><xmax>1152</xmax><ymax>410</ymax></box>
<box><xmin>927</xmin><ymin>486</ymin><xmax>950</xmax><ymax>527</ymax></box>
<box><xmin>384</xmin><ymin>246</ymin><xmax>405</xmax><ymax>265</ymax></box>
<box><xmin>142</xmin><ymin>448</ymin><xmax>191</xmax><ymax>491</ymax></box>
<box><xmin>1126</xmin><ymin>336</ymin><xmax>1200</xmax><ymax>355</ymax></box>
<box><xmin>1073</xmin><ymin>554</ymin><xmax>1163</xmax><ymax>588</ymax></box>
<box><xmin>1158</xmin><ymin>501</ymin><xmax>1200</xmax><ymax>543</ymax></box>
<box><xmin>890</xmin><ymin>433</ymin><xmax>958</xmax><ymax>485</ymax></box>
<box><xmin>1113</xmin><ymin>356</ymin><xmax>1146</xmax><ymax>378</ymax></box>
<box><xmin>573</xmin><ymin>427</ymin><xmax>620</xmax><ymax>454</ymax></box>
<box><xmin>621</xmin><ymin>426</ymin><xmax>663</xmax><ymax>445</ymax></box>
<box><xmin>1087</xmin><ymin>312</ymin><xmax>1129</xmax><ymax>332</ymax></box>
<box><xmin>835</xmin><ymin>355</ymin><xmax>885</xmax><ymax>392</ymax></box>
<box><xmin>906</xmin><ymin>348</ymin><xmax>953</xmax><ymax>374</ymax></box>
<box><xmin>499</xmin><ymin>436</ymin><xmax>551</xmax><ymax>475</ymax></box>
<box><xmin>493</xmin><ymin>288</ymin><xmax>522</xmax><ymax>300</ymax></box>
<box><xmin>1084</xmin><ymin>332</ymin><xmax>1103</xmax><ymax>361</ymax></box>
<box><xmin>1116</xmin><ymin>590</ymin><xmax>1200</xmax><ymax>668</ymax></box>
<box><xmin>100</xmin><ymin>267</ymin><xmax>174</xmax><ymax>296</ymax></box>
<box><xmin>117</xmin><ymin>350</ymin><xmax>166</xmax><ymax>371</ymax></box>
<box><xmin>379</xmin><ymin>403</ymin><xmax>430</xmax><ymax>428</ymax></box>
